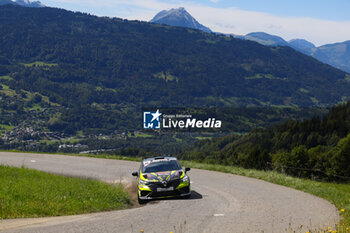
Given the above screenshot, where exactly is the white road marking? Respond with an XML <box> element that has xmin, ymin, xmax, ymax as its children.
<box><xmin>30</xmin><ymin>160</ymin><xmax>36</xmax><ymax>163</ymax></box>
<box><xmin>213</xmin><ymin>214</ymin><xmax>225</xmax><ymax>217</ymax></box>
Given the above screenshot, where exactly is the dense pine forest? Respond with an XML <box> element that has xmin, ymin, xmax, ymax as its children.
<box><xmin>181</xmin><ymin>102</ymin><xmax>350</xmax><ymax>180</ymax></box>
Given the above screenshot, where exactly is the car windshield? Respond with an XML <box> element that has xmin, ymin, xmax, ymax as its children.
<box><xmin>143</xmin><ymin>160</ymin><xmax>182</xmax><ymax>173</ymax></box>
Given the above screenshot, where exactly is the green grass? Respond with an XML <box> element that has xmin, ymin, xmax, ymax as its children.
<box><xmin>23</xmin><ymin>91</ymin><xmax>59</xmax><ymax>106</ymax></box>
<box><xmin>153</xmin><ymin>72</ymin><xmax>179</xmax><ymax>82</ymax></box>
<box><xmin>245</xmin><ymin>73</ymin><xmax>286</xmax><ymax>80</ymax></box>
<box><xmin>0</xmin><ymin>75</ymin><xmax>12</xmax><ymax>80</ymax></box>
<box><xmin>345</xmin><ymin>74</ymin><xmax>350</xmax><ymax>82</ymax></box>
<box><xmin>2</xmin><ymin>151</ymin><xmax>349</xmax><ymax>232</ymax></box>
<box><xmin>76</xmin><ymin>130</ymin><xmax>84</xmax><ymax>137</ymax></box>
<box><xmin>20</xmin><ymin>61</ymin><xmax>58</xmax><ymax>67</ymax></box>
<box><xmin>0</xmin><ymin>84</ymin><xmax>16</xmax><ymax>96</ymax></box>
<box><xmin>195</xmin><ymin>136</ymin><xmax>213</xmax><ymax>140</ymax></box>
<box><xmin>204</xmin><ymin>39</ymin><xmax>217</xmax><ymax>44</ymax></box>
<box><xmin>0</xmin><ymin>124</ymin><xmax>14</xmax><ymax>131</ymax></box>
<box><xmin>0</xmin><ymin>84</ymin><xmax>10</xmax><ymax>90</ymax></box>
<box><xmin>0</xmin><ymin>165</ymin><xmax>131</xmax><ymax>219</ymax></box>
<box><xmin>311</xmin><ymin>97</ymin><xmax>320</xmax><ymax>105</ymax></box>
<box><xmin>173</xmin><ymin>135</ymin><xmax>183</xmax><ymax>142</ymax></box>
<box><xmin>24</xmin><ymin>104</ymin><xmax>43</xmax><ymax>111</ymax></box>
<box><xmin>60</xmin><ymin>138</ymin><xmax>82</xmax><ymax>144</ymax></box>
<box><xmin>127</xmin><ymin>132</ymin><xmax>153</xmax><ymax>138</ymax></box>
<box><xmin>299</xmin><ymin>88</ymin><xmax>310</xmax><ymax>93</ymax></box>
<box><xmin>38</xmin><ymin>139</ymin><xmax>59</xmax><ymax>145</ymax></box>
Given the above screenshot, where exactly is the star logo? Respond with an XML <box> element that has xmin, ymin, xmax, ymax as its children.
<box><xmin>143</xmin><ymin>109</ymin><xmax>162</xmax><ymax>129</ymax></box>
<box><xmin>151</xmin><ymin>109</ymin><xmax>162</xmax><ymax>122</ymax></box>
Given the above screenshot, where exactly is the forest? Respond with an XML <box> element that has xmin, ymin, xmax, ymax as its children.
<box><xmin>181</xmin><ymin>102</ymin><xmax>350</xmax><ymax>180</ymax></box>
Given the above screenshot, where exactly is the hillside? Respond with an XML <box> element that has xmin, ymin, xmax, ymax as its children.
<box><xmin>0</xmin><ymin>5</ymin><xmax>350</xmax><ymax>143</ymax></box>
<box><xmin>1</xmin><ymin>5</ymin><xmax>349</xmax><ymax>104</ymax></box>
<box><xmin>311</xmin><ymin>41</ymin><xmax>350</xmax><ymax>74</ymax></box>
<box><xmin>181</xmin><ymin>101</ymin><xmax>350</xmax><ymax>179</ymax></box>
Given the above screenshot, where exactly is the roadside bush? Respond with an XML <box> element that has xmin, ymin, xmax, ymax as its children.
<box><xmin>236</xmin><ymin>146</ymin><xmax>271</xmax><ymax>170</ymax></box>
<box><xmin>307</xmin><ymin>145</ymin><xmax>331</xmax><ymax>179</ymax></box>
<box><xmin>272</xmin><ymin>145</ymin><xmax>309</xmax><ymax>176</ymax></box>
<box><xmin>329</xmin><ymin>134</ymin><xmax>350</xmax><ymax>178</ymax></box>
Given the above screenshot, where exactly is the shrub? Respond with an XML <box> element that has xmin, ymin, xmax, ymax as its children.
<box><xmin>273</xmin><ymin>145</ymin><xmax>309</xmax><ymax>176</ymax></box>
<box><xmin>329</xmin><ymin>134</ymin><xmax>350</xmax><ymax>178</ymax></box>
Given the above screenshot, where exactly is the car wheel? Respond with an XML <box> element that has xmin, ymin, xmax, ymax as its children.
<box><xmin>138</xmin><ymin>196</ymin><xmax>147</xmax><ymax>204</ymax></box>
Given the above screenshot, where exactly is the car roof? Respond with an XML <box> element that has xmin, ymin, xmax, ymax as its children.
<box><xmin>141</xmin><ymin>157</ymin><xmax>180</xmax><ymax>169</ymax></box>
<box><xmin>142</xmin><ymin>156</ymin><xmax>178</xmax><ymax>163</ymax></box>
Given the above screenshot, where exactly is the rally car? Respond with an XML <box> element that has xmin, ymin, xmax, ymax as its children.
<box><xmin>132</xmin><ymin>156</ymin><xmax>191</xmax><ymax>204</ymax></box>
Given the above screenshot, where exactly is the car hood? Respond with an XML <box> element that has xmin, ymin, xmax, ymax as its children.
<box><xmin>142</xmin><ymin>170</ymin><xmax>184</xmax><ymax>182</ymax></box>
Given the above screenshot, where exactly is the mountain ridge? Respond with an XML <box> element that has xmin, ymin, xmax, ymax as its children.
<box><xmin>150</xmin><ymin>8</ymin><xmax>350</xmax><ymax>73</ymax></box>
<box><xmin>0</xmin><ymin>5</ymin><xmax>350</xmax><ymax>136</ymax></box>
<box><xmin>310</xmin><ymin>40</ymin><xmax>350</xmax><ymax>74</ymax></box>
<box><xmin>244</xmin><ymin>32</ymin><xmax>350</xmax><ymax>73</ymax></box>
<box><xmin>150</xmin><ymin>7</ymin><xmax>212</xmax><ymax>33</ymax></box>
<box><xmin>244</xmin><ymin>32</ymin><xmax>289</xmax><ymax>46</ymax></box>
<box><xmin>288</xmin><ymin>39</ymin><xmax>316</xmax><ymax>54</ymax></box>
<box><xmin>0</xmin><ymin>0</ymin><xmax>44</xmax><ymax>7</ymax></box>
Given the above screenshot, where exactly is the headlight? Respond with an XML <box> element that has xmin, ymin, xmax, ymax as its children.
<box><xmin>181</xmin><ymin>175</ymin><xmax>189</xmax><ymax>182</ymax></box>
<box><xmin>139</xmin><ymin>179</ymin><xmax>149</xmax><ymax>185</ymax></box>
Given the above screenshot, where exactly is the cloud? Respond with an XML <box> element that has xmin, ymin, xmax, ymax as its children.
<box><xmin>183</xmin><ymin>4</ymin><xmax>350</xmax><ymax>46</ymax></box>
<box><xmin>44</xmin><ymin>0</ymin><xmax>350</xmax><ymax>46</ymax></box>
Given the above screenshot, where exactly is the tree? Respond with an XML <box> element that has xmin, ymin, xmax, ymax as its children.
<box><xmin>329</xmin><ymin>134</ymin><xmax>350</xmax><ymax>178</ymax></box>
<box><xmin>272</xmin><ymin>145</ymin><xmax>308</xmax><ymax>176</ymax></box>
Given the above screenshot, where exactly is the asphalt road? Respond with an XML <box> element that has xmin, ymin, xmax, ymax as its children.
<box><xmin>0</xmin><ymin>152</ymin><xmax>339</xmax><ymax>233</ymax></box>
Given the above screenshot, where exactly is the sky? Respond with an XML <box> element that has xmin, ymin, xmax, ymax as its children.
<box><xmin>39</xmin><ymin>0</ymin><xmax>350</xmax><ymax>46</ymax></box>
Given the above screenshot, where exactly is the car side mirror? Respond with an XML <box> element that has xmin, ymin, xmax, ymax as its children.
<box><xmin>132</xmin><ymin>171</ymin><xmax>138</xmax><ymax>177</ymax></box>
<box><xmin>185</xmin><ymin>167</ymin><xmax>191</xmax><ymax>173</ymax></box>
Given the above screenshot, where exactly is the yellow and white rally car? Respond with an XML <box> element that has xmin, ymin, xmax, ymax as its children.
<box><xmin>132</xmin><ymin>156</ymin><xmax>191</xmax><ymax>204</ymax></box>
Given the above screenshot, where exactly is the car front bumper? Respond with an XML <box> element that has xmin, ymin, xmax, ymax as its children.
<box><xmin>138</xmin><ymin>180</ymin><xmax>191</xmax><ymax>200</ymax></box>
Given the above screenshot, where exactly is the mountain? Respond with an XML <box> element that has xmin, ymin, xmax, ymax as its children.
<box><xmin>241</xmin><ymin>32</ymin><xmax>350</xmax><ymax>74</ymax></box>
<box><xmin>150</xmin><ymin>9</ymin><xmax>350</xmax><ymax>75</ymax></box>
<box><xmin>0</xmin><ymin>0</ymin><xmax>44</xmax><ymax>7</ymax></box>
<box><xmin>245</xmin><ymin>32</ymin><xmax>289</xmax><ymax>46</ymax></box>
<box><xmin>243</xmin><ymin>33</ymin><xmax>316</xmax><ymax>54</ymax></box>
<box><xmin>288</xmin><ymin>39</ymin><xmax>316</xmax><ymax>54</ymax></box>
<box><xmin>311</xmin><ymin>41</ymin><xmax>350</xmax><ymax>74</ymax></box>
<box><xmin>0</xmin><ymin>0</ymin><xmax>13</xmax><ymax>6</ymax></box>
<box><xmin>0</xmin><ymin>5</ymin><xmax>350</xmax><ymax>136</ymax></box>
<box><xmin>150</xmin><ymin>7</ymin><xmax>212</xmax><ymax>33</ymax></box>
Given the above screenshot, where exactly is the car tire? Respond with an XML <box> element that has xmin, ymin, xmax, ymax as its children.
<box><xmin>183</xmin><ymin>193</ymin><xmax>191</xmax><ymax>199</ymax></box>
<box><xmin>138</xmin><ymin>196</ymin><xmax>147</xmax><ymax>205</ymax></box>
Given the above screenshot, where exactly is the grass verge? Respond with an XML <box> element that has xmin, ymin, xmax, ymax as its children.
<box><xmin>0</xmin><ymin>165</ymin><xmax>131</xmax><ymax>219</ymax></box>
<box><xmin>1</xmin><ymin>151</ymin><xmax>349</xmax><ymax>231</ymax></box>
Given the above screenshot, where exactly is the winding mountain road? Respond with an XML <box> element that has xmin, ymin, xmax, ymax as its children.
<box><xmin>0</xmin><ymin>152</ymin><xmax>339</xmax><ymax>233</ymax></box>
